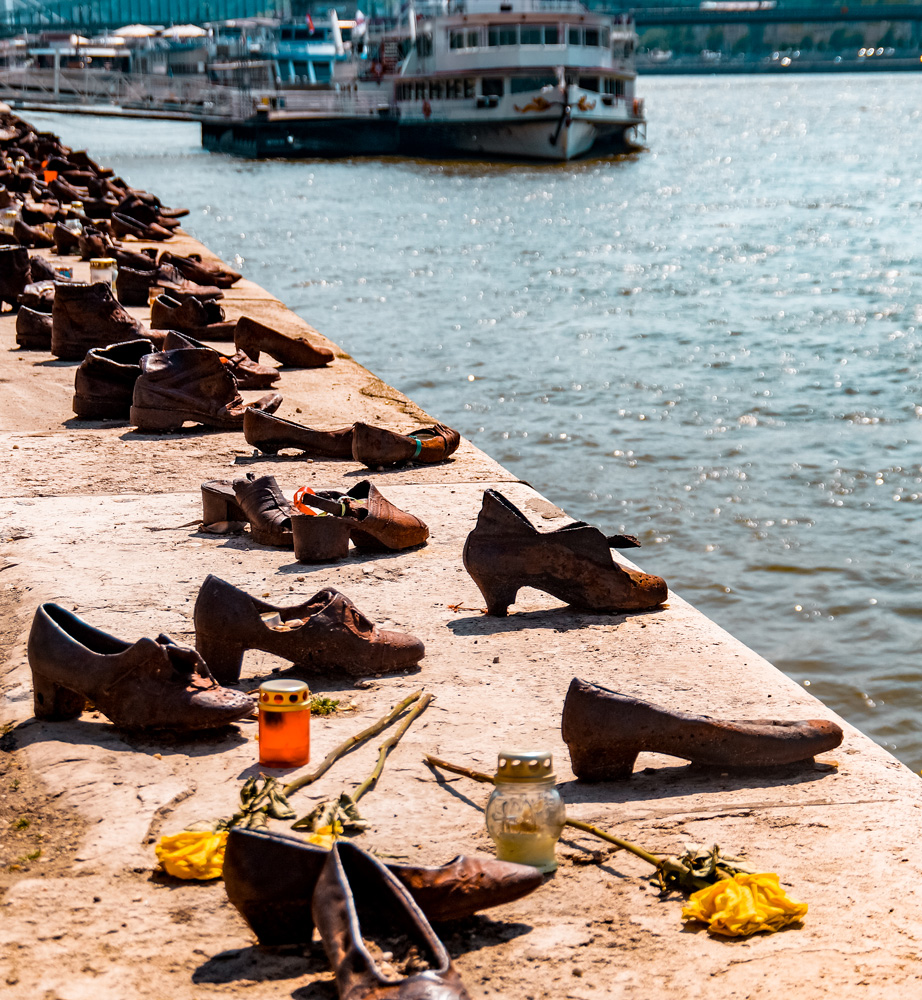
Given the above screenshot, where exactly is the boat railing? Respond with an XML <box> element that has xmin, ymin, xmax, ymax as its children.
<box><xmin>243</xmin><ymin>89</ymin><xmax>392</xmax><ymax>117</ymax></box>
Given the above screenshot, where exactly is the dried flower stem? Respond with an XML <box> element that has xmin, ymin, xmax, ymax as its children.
<box><xmin>424</xmin><ymin>754</ymin><xmax>698</xmax><ymax>884</ymax></box>
<box><xmin>354</xmin><ymin>694</ymin><xmax>434</xmax><ymax>803</ymax></box>
<box><xmin>283</xmin><ymin>690</ymin><xmax>423</xmax><ymax>797</ymax></box>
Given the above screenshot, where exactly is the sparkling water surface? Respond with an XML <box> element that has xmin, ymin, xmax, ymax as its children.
<box><xmin>28</xmin><ymin>74</ymin><xmax>922</xmax><ymax>769</ymax></box>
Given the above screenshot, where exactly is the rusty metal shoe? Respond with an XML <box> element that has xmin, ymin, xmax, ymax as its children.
<box><xmin>150</xmin><ymin>292</ymin><xmax>236</xmax><ymax>339</ymax></box>
<box><xmin>232</xmin><ymin>472</ymin><xmax>294</xmax><ymax>547</ymax></box>
<box><xmin>300</xmin><ymin>480</ymin><xmax>429</xmax><ymax>552</ymax></box>
<box><xmin>162</xmin><ymin>330</ymin><xmax>278</xmax><ymax>390</ymax></box>
<box><xmin>158</xmin><ymin>251</ymin><xmax>241</xmax><ymax>288</ymax></box>
<box><xmin>51</xmin><ymin>279</ymin><xmax>147</xmax><ymax>360</ymax></box>
<box><xmin>352</xmin><ymin>421</ymin><xmax>461</xmax><ymax>468</ymax></box>
<box><xmin>12</xmin><ymin>218</ymin><xmax>54</xmax><ymax>249</ymax></box>
<box><xmin>243</xmin><ymin>407</ymin><xmax>354</xmax><ymax>457</ymax></box>
<box><xmin>313</xmin><ymin>842</ymin><xmax>471</xmax><ymax>1000</ymax></box>
<box><xmin>115</xmin><ymin>264</ymin><xmax>222</xmax><ymax>307</ymax></box>
<box><xmin>234</xmin><ymin>315</ymin><xmax>333</xmax><ymax>368</ymax></box>
<box><xmin>0</xmin><ymin>245</ymin><xmax>32</xmax><ymax>309</ymax></box>
<box><xmin>223</xmin><ymin>827</ymin><xmax>543</xmax><ymax>946</ymax></box>
<box><xmin>561</xmin><ymin>677</ymin><xmax>845</xmax><ymax>781</ymax></box>
<box><xmin>462</xmin><ymin>490</ymin><xmax>668</xmax><ymax>616</ymax></box>
<box><xmin>129</xmin><ymin>348</ymin><xmax>282</xmax><ymax>432</ymax></box>
<box><xmin>192</xmin><ymin>574</ymin><xmax>425</xmax><ymax>684</ymax></box>
<box><xmin>73</xmin><ymin>338</ymin><xmax>155</xmax><ymax>419</ymax></box>
<box><xmin>15</xmin><ymin>304</ymin><xmax>52</xmax><ymax>349</ymax></box>
<box><xmin>27</xmin><ymin>603</ymin><xmax>254</xmax><ymax>731</ymax></box>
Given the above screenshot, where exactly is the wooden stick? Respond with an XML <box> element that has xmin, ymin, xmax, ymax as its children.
<box><xmin>282</xmin><ymin>690</ymin><xmax>422</xmax><ymax>796</ymax></box>
<box><xmin>424</xmin><ymin>753</ymin><xmax>693</xmax><ymax>879</ymax></box>
<box><xmin>354</xmin><ymin>693</ymin><xmax>434</xmax><ymax>802</ymax></box>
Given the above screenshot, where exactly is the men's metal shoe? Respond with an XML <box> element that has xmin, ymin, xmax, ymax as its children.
<box><xmin>0</xmin><ymin>245</ymin><xmax>32</xmax><ymax>309</ymax></box>
<box><xmin>73</xmin><ymin>338</ymin><xmax>155</xmax><ymax>419</ymax></box>
<box><xmin>150</xmin><ymin>292</ymin><xmax>236</xmax><ymax>339</ymax></box>
<box><xmin>352</xmin><ymin>421</ymin><xmax>461</xmax><ymax>468</ymax></box>
<box><xmin>192</xmin><ymin>574</ymin><xmax>425</xmax><ymax>683</ymax></box>
<box><xmin>51</xmin><ymin>279</ymin><xmax>146</xmax><ymax>360</ymax></box>
<box><xmin>129</xmin><ymin>347</ymin><xmax>281</xmax><ymax>432</ymax></box>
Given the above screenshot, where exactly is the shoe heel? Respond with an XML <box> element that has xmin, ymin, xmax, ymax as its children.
<box><xmin>201</xmin><ymin>486</ymin><xmax>245</xmax><ymax>525</ymax></box>
<box><xmin>195</xmin><ymin>632</ymin><xmax>244</xmax><ymax>685</ymax></box>
<box><xmin>467</xmin><ymin>568</ymin><xmax>519</xmax><ymax>616</ymax></box>
<box><xmin>129</xmin><ymin>405</ymin><xmax>186</xmax><ymax>432</ymax></box>
<box><xmin>31</xmin><ymin>671</ymin><xmax>87</xmax><ymax>721</ymax></box>
<box><xmin>566</xmin><ymin>742</ymin><xmax>639</xmax><ymax>782</ymax></box>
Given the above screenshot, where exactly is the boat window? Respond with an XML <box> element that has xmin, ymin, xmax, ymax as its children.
<box><xmin>429</xmin><ymin>80</ymin><xmax>443</xmax><ymax>99</ymax></box>
<box><xmin>446</xmin><ymin>79</ymin><xmax>461</xmax><ymax>98</ymax></box>
<box><xmin>449</xmin><ymin>29</ymin><xmax>465</xmax><ymax>50</ymax></box>
<box><xmin>568</xmin><ymin>27</ymin><xmax>581</xmax><ymax>46</ymax></box>
<box><xmin>520</xmin><ymin>26</ymin><xmax>542</xmax><ymax>45</ymax></box>
<box><xmin>415</xmin><ymin>81</ymin><xmax>427</xmax><ymax>99</ymax></box>
<box><xmin>482</xmin><ymin>77</ymin><xmax>504</xmax><ymax>97</ymax></box>
<box><xmin>510</xmin><ymin>75</ymin><xmax>556</xmax><ymax>94</ymax></box>
<box><xmin>600</xmin><ymin>28</ymin><xmax>610</xmax><ymax>47</ymax></box>
<box><xmin>544</xmin><ymin>26</ymin><xmax>559</xmax><ymax>44</ymax></box>
<box><xmin>314</xmin><ymin>62</ymin><xmax>331</xmax><ymax>82</ymax></box>
<box><xmin>616</xmin><ymin>78</ymin><xmax>625</xmax><ymax>97</ymax></box>
<box><xmin>464</xmin><ymin>78</ymin><xmax>475</xmax><ymax>98</ymax></box>
<box><xmin>578</xmin><ymin>76</ymin><xmax>599</xmax><ymax>92</ymax></box>
<box><xmin>467</xmin><ymin>30</ymin><xmax>480</xmax><ymax>48</ymax></box>
<box><xmin>416</xmin><ymin>33</ymin><xmax>433</xmax><ymax>57</ymax></box>
<box><xmin>585</xmin><ymin>28</ymin><xmax>600</xmax><ymax>47</ymax></box>
<box><xmin>488</xmin><ymin>25</ymin><xmax>518</xmax><ymax>46</ymax></box>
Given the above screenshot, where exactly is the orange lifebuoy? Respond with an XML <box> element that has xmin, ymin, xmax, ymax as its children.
<box><xmin>633</xmin><ymin>98</ymin><xmax>641</xmax><ymax>116</ymax></box>
<box><xmin>422</xmin><ymin>99</ymin><xmax>432</xmax><ymax>119</ymax></box>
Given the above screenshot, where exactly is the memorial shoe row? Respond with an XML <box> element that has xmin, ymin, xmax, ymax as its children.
<box><xmin>27</xmin><ymin>575</ymin><xmax>426</xmax><ymax>732</ymax></box>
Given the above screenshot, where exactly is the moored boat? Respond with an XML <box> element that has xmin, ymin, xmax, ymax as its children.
<box><xmin>201</xmin><ymin>0</ymin><xmax>646</xmax><ymax>162</ymax></box>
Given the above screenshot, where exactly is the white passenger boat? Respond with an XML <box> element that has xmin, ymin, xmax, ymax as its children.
<box><xmin>202</xmin><ymin>0</ymin><xmax>645</xmax><ymax>162</ymax></box>
<box><xmin>375</xmin><ymin>0</ymin><xmax>645</xmax><ymax>160</ymax></box>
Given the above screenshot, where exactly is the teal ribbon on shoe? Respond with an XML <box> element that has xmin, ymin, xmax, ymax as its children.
<box><xmin>412</xmin><ymin>437</ymin><xmax>423</xmax><ymax>458</ymax></box>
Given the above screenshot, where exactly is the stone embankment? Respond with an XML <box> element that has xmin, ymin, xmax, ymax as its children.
<box><xmin>2</xmin><ymin>179</ymin><xmax>922</xmax><ymax>998</ymax></box>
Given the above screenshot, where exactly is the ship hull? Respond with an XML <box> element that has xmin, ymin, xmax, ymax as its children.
<box><xmin>202</xmin><ymin>113</ymin><xmax>639</xmax><ymax>162</ymax></box>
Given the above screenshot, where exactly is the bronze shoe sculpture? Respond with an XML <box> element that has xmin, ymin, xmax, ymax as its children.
<box><xmin>73</xmin><ymin>338</ymin><xmax>155</xmax><ymax>419</ymax></box>
<box><xmin>150</xmin><ymin>292</ymin><xmax>236</xmax><ymax>339</ymax></box>
<box><xmin>223</xmin><ymin>827</ymin><xmax>543</xmax><ymax>945</ymax></box>
<box><xmin>111</xmin><ymin>211</ymin><xmax>173</xmax><ymax>242</ymax></box>
<box><xmin>463</xmin><ymin>490</ymin><xmax>668</xmax><ymax>616</ymax></box>
<box><xmin>51</xmin><ymin>279</ymin><xmax>147</xmax><ymax>360</ymax></box>
<box><xmin>234</xmin><ymin>315</ymin><xmax>333</xmax><ymax>368</ymax></box>
<box><xmin>193</xmin><ymin>574</ymin><xmax>425</xmax><ymax>683</ymax></box>
<box><xmin>162</xmin><ymin>330</ymin><xmax>279</xmax><ymax>390</ymax></box>
<box><xmin>0</xmin><ymin>245</ymin><xmax>32</xmax><ymax>309</ymax></box>
<box><xmin>52</xmin><ymin>222</ymin><xmax>81</xmax><ymax>255</ymax></box>
<box><xmin>15</xmin><ymin>304</ymin><xmax>52</xmax><ymax>349</ymax></box>
<box><xmin>12</xmin><ymin>218</ymin><xmax>53</xmax><ymax>248</ymax></box>
<box><xmin>233</xmin><ymin>472</ymin><xmax>294</xmax><ymax>547</ymax></box>
<box><xmin>313</xmin><ymin>842</ymin><xmax>471</xmax><ymax>1000</ymax></box>
<box><xmin>561</xmin><ymin>677</ymin><xmax>845</xmax><ymax>781</ymax></box>
<box><xmin>352</xmin><ymin>421</ymin><xmax>461</xmax><ymax>468</ymax></box>
<box><xmin>243</xmin><ymin>407</ymin><xmax>354</xmax><ymax>457</ymax></box>
<box><xmin>130</xmin><ymin>348</ymin><xmax>282</xmax><ymax>432</ymax></box>
<box><xmin>115</xmin><ymin>264</ymin><xmax>222</xmax><ymax>307</ymax></box>
<box><xmin>300</xmin><ymin>480</ymin><xmax>429</xmax><ymax>552</ymax></box>
<box><xmin>159</xmin><ymin>250</ymin><xmax>241</xmax><ymax>288</ymax></box>
<box><xmin>27</xmin><ymin>603</ymin><xmax>253</xmax><ymax>731</ymax></box>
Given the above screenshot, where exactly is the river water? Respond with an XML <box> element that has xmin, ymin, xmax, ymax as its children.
<box><xmin>27</xmin><ymin>73</ymin><xmax>922</xmax><ymax>770</ymax></box>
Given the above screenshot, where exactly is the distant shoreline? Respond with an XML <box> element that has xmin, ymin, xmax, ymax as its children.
<box><xmin>638</xmin><ymin>55</ymin><xmax>922</xmax><ymax>74</ymax></box>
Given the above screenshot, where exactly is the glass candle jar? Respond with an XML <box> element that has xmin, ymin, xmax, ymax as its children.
<box><xmin>258</xmin><ymin>679</ymin><xmax>311</xmax><ymax>768</ymax></box>
<box><xmin>485</xmin><ymin>750</ymin><xmax>565</xmax><ymax>873</ymax></box>
<box><xmin>0</xmin><ymin>208</ymin><xmax>18</xmax><ymax>233</ymax></box>
<box><xmin>89</xmin><ymin>257</ymin><xmax>117</xmax><ymax>288</ymax></box>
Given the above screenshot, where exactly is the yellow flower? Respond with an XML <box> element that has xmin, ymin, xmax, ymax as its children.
<box><xmin>682</xmin><ymin>873</ymin><xmax>807</xmax><ymax>937</ymax></box>
<box><xmin>155</xmin><ymin>830</ymin><xmax>228</xmax><ymax>880</ymax></box>
<box><xmin>304</xmin><ymin>822</ymin><xmax>342</xmax><ymax>851</ymax></box>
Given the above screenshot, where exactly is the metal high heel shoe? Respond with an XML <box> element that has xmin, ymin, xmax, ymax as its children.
<box><xmin>462</xmin><ymin>489</ymin><xmax>667</xmax><ymax>616</ymax></box>
<box><xmin>561</xmin><ymin>678</ymin><xmax>844</xmax><ymax>781</ymax></box>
